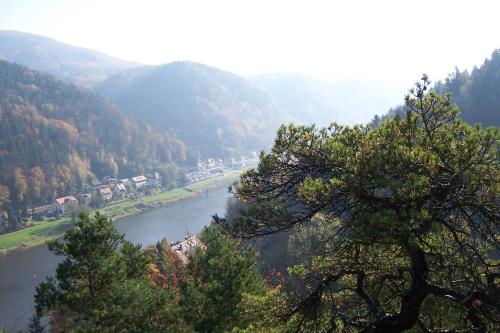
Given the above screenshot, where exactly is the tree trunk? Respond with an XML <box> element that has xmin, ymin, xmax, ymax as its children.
<box><xmin>363</xmin><ymin>243</ymin><xmax>430</xmax><ymax>333</ymax></box>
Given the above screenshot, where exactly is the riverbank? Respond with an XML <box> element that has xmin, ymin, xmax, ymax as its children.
<box><xmin>0</xmin><ymin>172</ymin><xmax>239</xmax><ymax>255</ymax></box>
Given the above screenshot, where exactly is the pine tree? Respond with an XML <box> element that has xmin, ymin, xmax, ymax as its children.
<box><xmin>218</xmin><ymin>76</ymin><xmax>500</xmax><ymax>332</ymax></box>
<box><xmin>181</xmin><ymin>227</ymin><xmax>265</xmax><ymax>333</ymax></box>
<box><xmin>27</xmin><ymin>314</ymin><xmax>45</xmax><ymax>333</ymax></box>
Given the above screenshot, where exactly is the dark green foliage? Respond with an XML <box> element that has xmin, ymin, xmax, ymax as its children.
<box><xmin>181</xmin><ymin>227</ymin><xmax>266</xmax><ymax>333</ymax></box>
<box><xmin>27</xmin><ymin>314</ymin><xmax>45</xmax><ymax>333</ymax></box>
<box><xmin>225</xmin><ymin>197</ymin><xmax>296</xmax><ymax>288</ymax></box>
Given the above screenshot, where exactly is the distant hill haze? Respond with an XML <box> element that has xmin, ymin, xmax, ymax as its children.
<box><xmin>95</xmin><ymin>62</ymin><xmax>404</xmax><ymax>160</ymax></box>
<box><xmin>95</xmin><ymin>61</ymin><xmax>288</xmax><ymax>158</ymax></box>
<box><xmin>0</xmin><ymin>30</ymin><xmax>140</xmax><ymax>87</ymax></box>
<box><xmin>250</xmin><ymin>73</ymin><xmax>402</xmax><ymax>126</ymax></box>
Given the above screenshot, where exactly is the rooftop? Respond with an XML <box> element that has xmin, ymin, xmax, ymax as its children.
<box><xmin>131</xmin><ymin>175</ymin><xmax>147</xmax><ymax>182</ymax></box>
<box><xmin>55</xmin><ymin>196</ymin><xmax>78</xmax><ymax>205</ymax></box>
<box><xmin>99</xmin><ymin>187</ymin><xmax>112</xmax><ymax>195</ymax></box>
<box><xmin>171</xmin><ymin>235</ymin><xmax>204</xmax><ymax>263</ymax></box>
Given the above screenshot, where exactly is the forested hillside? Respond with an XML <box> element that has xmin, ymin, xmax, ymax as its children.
<box><xmin>95</xmin><ymin>61</ymin><xmax>287</xmax><ymax>158</ymax></box>
<box><xmin>374</xmin><ymin>50</ymin><xmax>500</xmax><ymax>127</ymax></box>
<box><xmin>0</xmin><ymin>60</ymin><xmax>190</xmax><ymax>224</ymax></box>
<box><xmin>435</xmin><ymin>50</ymin><xmax>500</xmax><ymax>126</ymax></box>
<box><xmin>0</xmin><ymin>30</ymin><xmax>139</xmax><ymax>87</ymax></box>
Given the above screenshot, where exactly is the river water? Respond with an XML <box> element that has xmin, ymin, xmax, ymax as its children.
<box><xmin>0</xmin><ymin>186</ymin><xmax>232</xmax><ymax>332</ymax></box>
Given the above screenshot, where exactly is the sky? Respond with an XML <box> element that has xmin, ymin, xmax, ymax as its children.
<box><xmin>1</xmin><ymin>0</ymin><xmax>499</xmax><ymax>90</ymax></box>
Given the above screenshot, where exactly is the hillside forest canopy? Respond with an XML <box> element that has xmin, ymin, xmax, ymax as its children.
<box><xmin>0</xmin><ymin>60</ymin><xmax>193</xmax><ymax>228</ymax></box>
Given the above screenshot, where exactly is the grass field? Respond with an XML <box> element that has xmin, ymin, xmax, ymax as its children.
<box><xmin>0</xmin><ymin>171</ymin><xmax>240</xmax><ymax>255</ymax></box>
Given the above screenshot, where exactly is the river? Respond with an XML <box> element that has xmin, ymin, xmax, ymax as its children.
<box><xmin>0</xmin><ymin>186</ymin><xmax>232</xmax><ymax>332</ymax></box>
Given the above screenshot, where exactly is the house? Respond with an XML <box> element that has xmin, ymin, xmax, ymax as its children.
<box><xmin>113</xmin><ymin>183</ymin><xmax>127</xmax><ymax>196</ymax></box>
<box><xmin>171</xmin><ymin>235</ymin><xmax>204</xmax><ymax>264</ymax></box>
<box><xmin>99</xmin><ymin>187</ymin><xmax>113</xmax><ymax>201</ymax></box>
<box><xmin>52</xmin><ymin>196</ymin><xmax>79</xmax><ymax>214</ymax></box>
<box><xmin>30</xmin><ymin>205</ymin><xmax>51</xmax><ymax>217</ymax></box>
<box><xmin>207</xmin><ymin>158</ymin><xmax>217</xmax><ymax>169</ymax></box>
<box><xmin>131</xmin><ymin>175</ymin><xmax>147</xmax><ymax>189</ymax></box>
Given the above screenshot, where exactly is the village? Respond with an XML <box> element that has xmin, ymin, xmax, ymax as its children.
<box><xmin>27</xmin><ymin>154</ymin><xmax>258</xmax><ymax>220</ymax></box>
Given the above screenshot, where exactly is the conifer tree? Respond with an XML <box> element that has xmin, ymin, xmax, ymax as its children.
<box><xmin>218</xmin><ymin>76</ymin><xmax>500</xmax><ymax>332</ymax></box>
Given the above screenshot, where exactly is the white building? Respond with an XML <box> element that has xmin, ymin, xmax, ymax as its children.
<box><xmin>131</xmin><ymin>175</ymin><xmax>147</xmax><ymax>189</ymax></box>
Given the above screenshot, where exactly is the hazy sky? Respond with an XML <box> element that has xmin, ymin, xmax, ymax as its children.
<box><xmin>1</xmin><ymin>0</ymin><xmax>499</xmax><ymax>89</ymax></box>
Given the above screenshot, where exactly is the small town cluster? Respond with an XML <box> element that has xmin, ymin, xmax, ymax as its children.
<box><xmin>28</xmin><ymin>154</ymin><xmax>258</xmax><ymax>219</ymax></box>
<box><xmin>29</xmin><ymin>172</ymin><xmax>160</xmax><ymax>218</ymax></box>
<box><xmin>185</xmin><ymin>154</ymin><xmax>256</xmax><ymax>183</ymax></box>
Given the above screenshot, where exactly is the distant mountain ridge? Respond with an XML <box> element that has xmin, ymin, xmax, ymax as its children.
<box><xmin>95</xmin><ymin>61</ymin><xmax>288</xmax><ymax>158</ymax></box>
<box><xmin>0</xmin><ymin>30</ymin><xmax>140</xmax><ymax>87</ymax></box>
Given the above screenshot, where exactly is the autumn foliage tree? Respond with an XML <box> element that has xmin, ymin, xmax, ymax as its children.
<box><xmin>145</xmin><ymin>238</ymin><xmax>186</xmax><ymax>291</ymax></box>
<box><xmin>217</xmin><ymin>76</ymin><xmax>499</xmax><ymax>332</ymax></box>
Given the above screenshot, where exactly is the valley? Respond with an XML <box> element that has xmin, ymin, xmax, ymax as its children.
<box><xmin>0</xmin><ymin>13</ymin><xmax>498</xmax><ymax>332</ymax></box>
